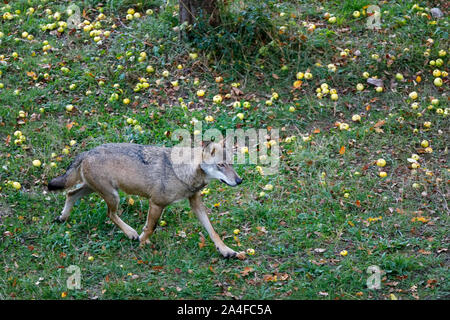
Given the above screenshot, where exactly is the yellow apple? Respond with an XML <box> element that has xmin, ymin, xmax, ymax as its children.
<box><xmin>409</xmin><ymin>91</ymin><xmax>418</xmax><ymax>100</ymax></box>
<box><xmin>421</xmin><ymin>140</ymin><xmax>429</xmax><ymax>147</ymax></box>
<box><xmin>376</xmin><ymin>159</ymin><xmax>386</xmax><ymax>167</ymax></box>
<box><xmin>213</xmin><ymin>95</ymin><xmax>222</xmax><ymax>104</ymax></box>
<box><xmin>433</xmin><ymin>77</ymin><xmax>442</xmax><ymax>87</ymax></box>
<box><xmin>12</xmin><ymin>181</ymin><xmax>21</xmax><ymax>190</ymax></box>
<box><xmin>32</xmin><ymin>159</ymin><xmax>42</xmax><ymax>167</ymax></box>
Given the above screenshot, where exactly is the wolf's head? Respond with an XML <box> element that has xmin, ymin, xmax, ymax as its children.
<box><xmin>200</xmin><ymin>140</ymin><xmax>242</xmax><ymax>187</ymax></box>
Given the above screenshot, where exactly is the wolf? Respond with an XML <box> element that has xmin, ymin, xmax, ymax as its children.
<box><xmin>47</xmin><ymin>140</ymin><xmax>245</xmax><ymax>259</ymax></box>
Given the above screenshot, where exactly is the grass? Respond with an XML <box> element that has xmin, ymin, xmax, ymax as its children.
<box><xmin>0</xmin><ymin>0</ymin><xmax>449</xmax><ymax>300</ymax></box>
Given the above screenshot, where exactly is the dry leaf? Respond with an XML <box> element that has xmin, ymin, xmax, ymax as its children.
<box><xmin>278</xmin><ymin>273</ymin><xmax>289</xmax><ymax>281</ymax></box>
<box><xmin>26</xmin><ymin>71</ymin><xmax>38</xmax><ymax>80</ymax></box>
<box><xmin>231</xmin><ymin>87</ymin><xmax>243</xmax><ymax>96</ymax></box>
<box><xmin>240</xmin><ymin>266</ymin><xmax>254</xmax><ymax>277</ymax></box>
<box><xmin>374</xmin><ymin>119</ymin><xmax>385</xmax><ymax>128</ymax></box>
<box><xmin>263</xmin><ymin>274</ymin><xmax>275</xmax><ymax>282</ymax></box>
<box><xmin>66</xmin><ymin>122</ymin><xmax>74</xmax><ymax>130</ymax></box>
<box><xmin>198</xmin><ymin>235</ymin><xmax>206</xmax><ymax>249</ymax></box>
<box><xmin>367</xmin><ymin>77</ymin><xmax>384</xmax><ymax>87</ymax></box>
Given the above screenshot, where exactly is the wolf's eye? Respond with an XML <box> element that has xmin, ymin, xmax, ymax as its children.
<box><xmin>217</xmin><ymin>163</ymin><xmax>225</xmax><ymax>168</ymax></box>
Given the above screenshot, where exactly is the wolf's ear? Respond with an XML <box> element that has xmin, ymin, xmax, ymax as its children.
<box><xmin>202</xmin><ymin>141</ymin><xmax>217</xmax><ymax>156</ymax></box>
<box><xmin>202</xmin><ymin>140</ymin><xmax>212</xmax><ymax>150</ymax></box>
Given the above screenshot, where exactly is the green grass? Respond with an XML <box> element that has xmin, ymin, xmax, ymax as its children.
<box><xmin>0</xmin><ymin>0</ymin><xmax>449</xmax><ymax>300</ymax></box>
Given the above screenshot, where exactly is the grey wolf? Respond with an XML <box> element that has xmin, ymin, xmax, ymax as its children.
<box><xmin>48</xmin><ymin>140</ymin><xmax>245</xmax><ymax>259</ymax></box>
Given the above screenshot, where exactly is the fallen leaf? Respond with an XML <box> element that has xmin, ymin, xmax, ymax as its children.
<box><xmin>240</xmin><ymin>266</ymin><xmax>254</xmax><ymax>277</ymax></box>
<box><xmin>367</xmin><ymin>77</ymin><xmax>384</xmax><ymax>87</ymax></box>
<box><xmin>231</xmin><ymin>87</ymin><xmax>243</xmax><ymax>96</ymax></box>
<box><xmin>374</xmin><ymin>119</ymin><xmax>385</xmax><ymax>128</ymax></box>
<box><xmin>278</xmin><ymin>273</ymin><xmax>289</xmax><ymax>281</ymax></box>
<box><xmin>263</xmin><ymin>274</ymin><xmax>276</xmax><ymax>282</ymax></box>
<box><xmin>374</xmin><ymin>127</ymin><xmax>384</xmax><ymax>133</ymax></box>
<box><xmin>198</xmin><ymin>235</ymin><xmax>206</xmax><ymax>249</ymax></box>
<box><xmin>26</xmin><ymin>71</ymin><xmax>38</xmax><ymax>80</ymax></box>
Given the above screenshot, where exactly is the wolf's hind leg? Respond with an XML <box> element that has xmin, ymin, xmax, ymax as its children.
<box><xmin>101</xmin><ymin>189</ymin><xmax>140</xmax><ymax>241</ymax></box>
<box><xmin>57</xmin><ymin>184</ymin><xmax>92</xmax><ymax>222</ymax></box>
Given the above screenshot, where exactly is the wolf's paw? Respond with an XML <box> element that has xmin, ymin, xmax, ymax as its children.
<box><xmin>235</xmin><ymin>251</ymin><xmax>246</xmax><ymax>260</ymax></box>
<box><xmin>219</xmin><ymin>246</ymin><xmax>238</xmax><ymax>259</ymax></box>
<box><xmin>139</xmin><ymin>238</ymin><xmax>151</xmax><ymax>247</ymax></box>
<box><xmin>138</xmin><ymin>233</ymin><xmax>151</xmax><ymax>247</ymax></box>
<box><xmin>54</xmin><ymin>215</ymin><xmax>66</xmax><ymax>223</ymax></box>
<box><xmin>126</xmin><ymin>229</ymin><xmax>140</xmax><ymax>241</ymax></box>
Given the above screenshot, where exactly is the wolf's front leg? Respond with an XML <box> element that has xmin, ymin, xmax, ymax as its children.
<box><xmin>139</xmin><ymin>202</ymin><xmax>164</xmax><ymax>246</ymax></box>
<box><xmin>189</xmin><ymin>193</ymin><xmax>245</xmax><ymax>259</ymax></box>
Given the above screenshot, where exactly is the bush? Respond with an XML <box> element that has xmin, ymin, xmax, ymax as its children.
<box><xmin>187</xmin><ymin>1</ymin><xmax>302</xmax><ymax>72</ymax></box>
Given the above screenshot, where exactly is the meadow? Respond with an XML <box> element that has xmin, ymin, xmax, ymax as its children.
<box><xmin>0</xmin><ymin>0</ymin><xmax>448</xmax><ymax>299</ymax></box>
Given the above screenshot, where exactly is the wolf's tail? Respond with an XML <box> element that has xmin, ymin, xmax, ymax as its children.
<box><xmin>47</xmin><ymin>153</ymin><xmax>85</xmax><ymax>191</ymax></box>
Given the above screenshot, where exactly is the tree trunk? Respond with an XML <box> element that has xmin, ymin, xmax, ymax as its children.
<box><xmin>179</xmin><ymin>0</ymin><xmax>220</xmax><ymax>27</ymax></box>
